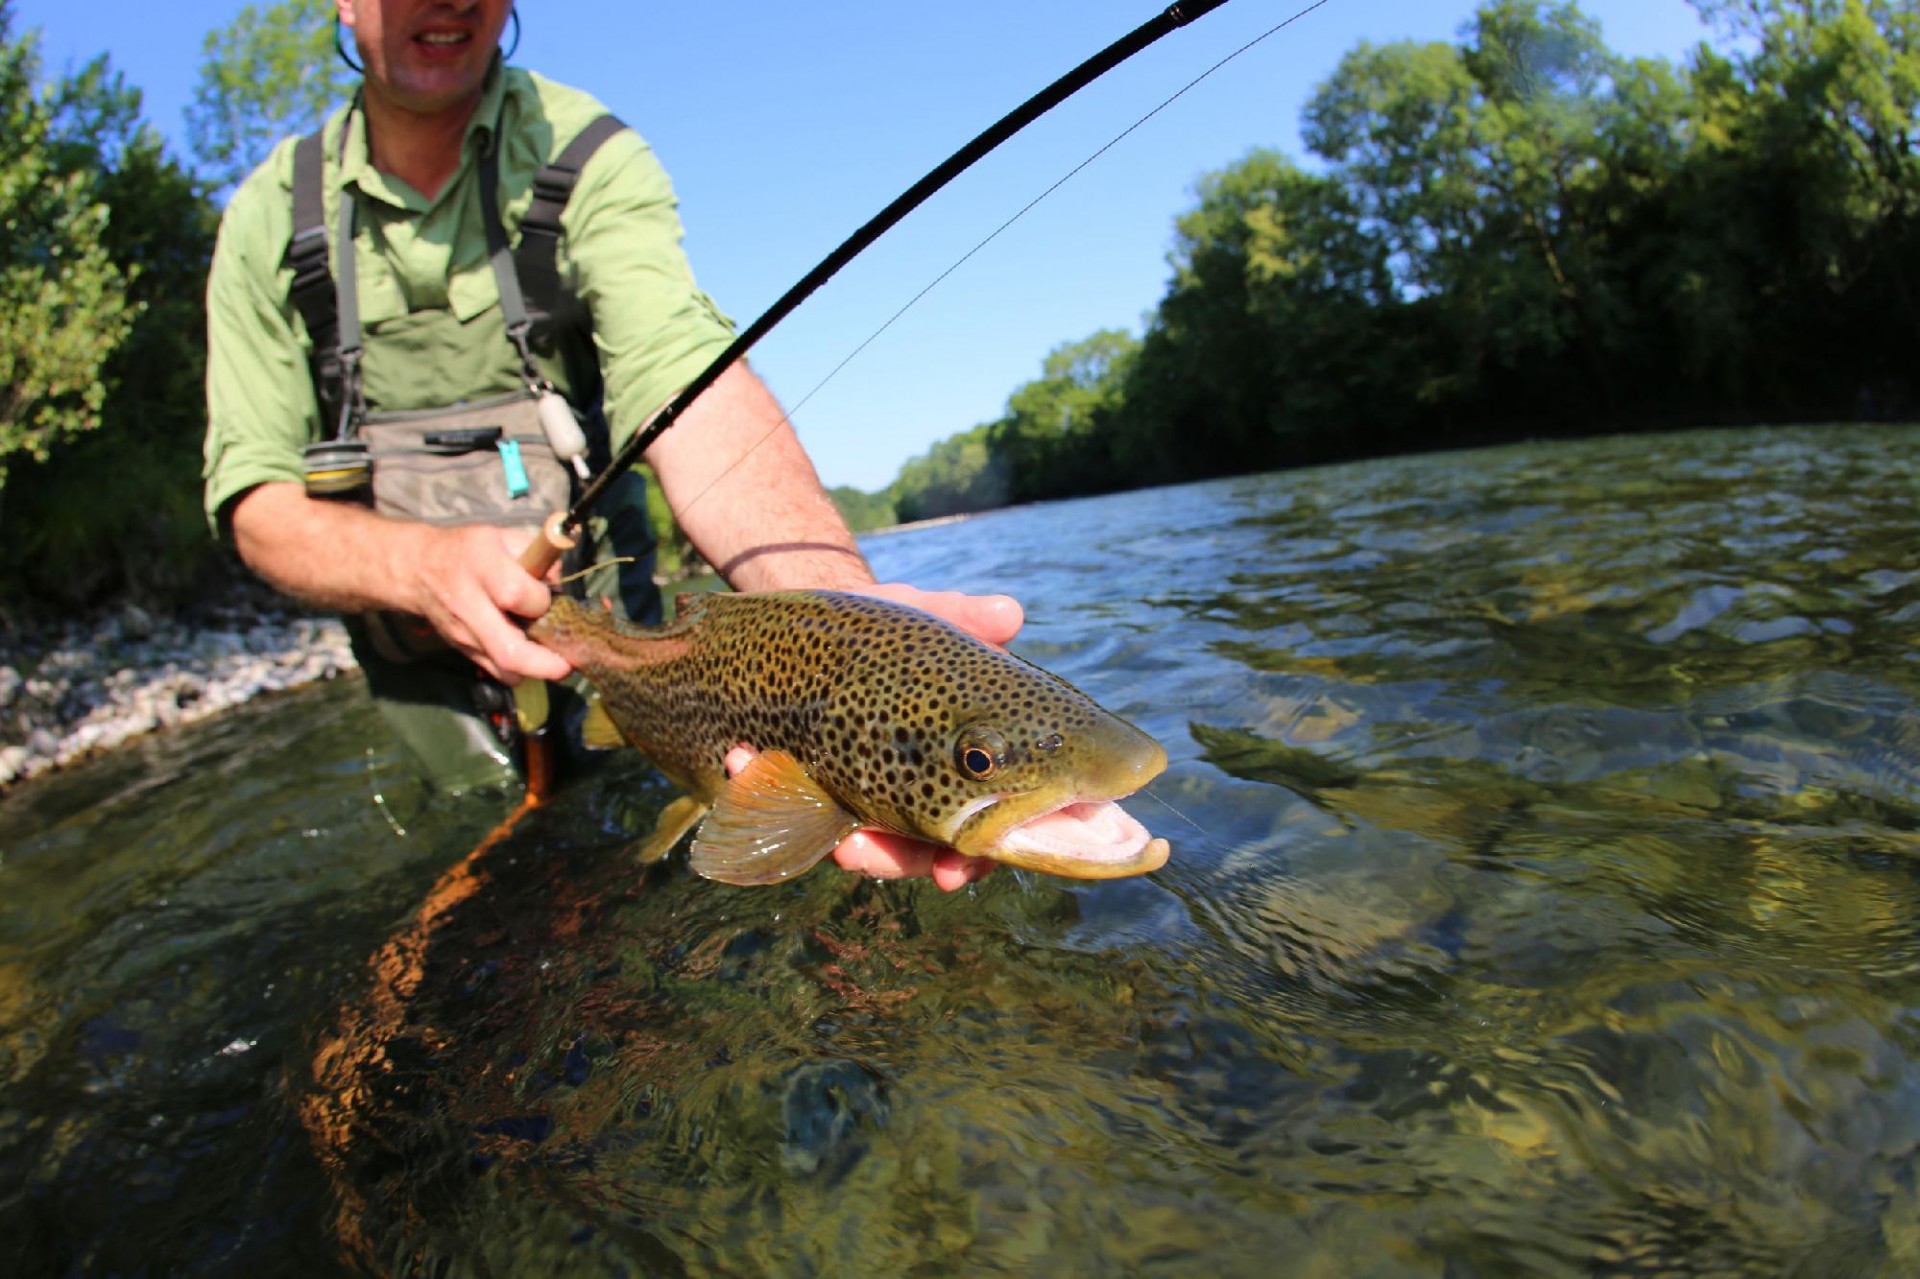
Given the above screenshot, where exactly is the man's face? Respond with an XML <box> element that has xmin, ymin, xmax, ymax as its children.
<box><xmin>337</xmin><ymin>0</ymin><xmax>515</xmax><ymax>117</ymax></box>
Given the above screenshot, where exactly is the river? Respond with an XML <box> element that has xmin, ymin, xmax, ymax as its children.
<box><xmin>5</xmin><ymin>424</ymin><xmax>1920</xmax><ymax>1276</ymax></box>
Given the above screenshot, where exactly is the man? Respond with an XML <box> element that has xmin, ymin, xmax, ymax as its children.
<box><xmin>203</xmin><ymin>0</ymin><xmax>1003</xmax><ymax>890</ymax></box>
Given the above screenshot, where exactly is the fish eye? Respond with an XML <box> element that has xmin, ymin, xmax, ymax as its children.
<box><xmin>954</xmin><ymin>727</ymin><xmax>1008</xmax><ymax>780</ymax></box>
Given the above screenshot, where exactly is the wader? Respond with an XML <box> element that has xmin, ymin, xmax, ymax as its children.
<box><xmin>286</xmin><ymin>108</ymin><xmax>661</xmax><ymax>791</ymax></box>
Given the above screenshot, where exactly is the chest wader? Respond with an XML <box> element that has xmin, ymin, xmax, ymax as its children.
<box><xmin>286</xmin><ymin>114</ymin><xmax>664</xmax><ymax>792</ymax></box>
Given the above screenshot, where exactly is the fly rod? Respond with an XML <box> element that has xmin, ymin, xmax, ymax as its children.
<box><xmin>520</xmin><ymin>0</ymin><xmax>1236</xmax><ymax>574</ymax></box>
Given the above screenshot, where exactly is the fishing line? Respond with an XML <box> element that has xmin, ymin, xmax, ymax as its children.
<box><xmin>673</xmin><ymin>0</ymin><xmax>1340</xmax><ymax>523</ymax></box>
<box><xmin>556</xmin><ymin>556</ymin><xmax>636</xmax><ymax>587</ymax></box>
<box><xmin>520</xmin><ymin>0</ymin><xmax>1345</xmax><ymax>574</ymax></box>
<box><xmin>1141</xmin><ymin>783</ymin><xmax>1212</xmax><ymax>838</ymax></box>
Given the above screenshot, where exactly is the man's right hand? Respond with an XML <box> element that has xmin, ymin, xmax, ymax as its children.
<box><xmin>228</xmin><ymin>482</ymin><xmax>573</xmax><ymax>684</ymax></box>
<box><xmin>404</xmin><ymin>524</ymin><xmax>572</xmax><ymax>683</ymax></box>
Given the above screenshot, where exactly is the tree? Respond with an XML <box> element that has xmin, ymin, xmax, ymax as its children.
<box><xmin>1110</xmin><ymin>150</ymin><xmax>1399</xmax><ymax>481</ymax></box>
<box><xmin>1118</xmin><ymin>153</ymin><xmax>1320</xmax><ymax>481</ymax></box>
<box><xmin>828</xmin><ymin>485</ymin><xmax>897</xmax><ymax>533</ymax></box>
<box><xmin>186</xmin><ymin>0</ymin><xmax>352</xmax><ymax>189</ymax></box>
<box><xmin>1662</xmin><ymin>0</ymin><xmax>1920</xmax><ymax>409</ymax></box>
<box><xmin>987</xmin><ymin>329</ymin><xmax>1138</xmax><ymax>503</ymax></box>
<box><xmin>888</xmin><ymin>426</ymin><xmax>1007</xmax><ymax>524</ymax></box>
<box><xmin>1302</xmin><ymin>3</ymin><xmax>1638</xmax><ymax>420</ymax></box>
<box><xmin>0</xmin><ymin>5</ymin><xmax>225</xmax><ymax>616</ymax></box>
<box><xmin>876</xmin><ymin>0</ymin><xmax>1920</xmax><ymax>513</ymax></box>
<box><xmin>0</xmin><ymin>3</ymin><xmax>138</xmax><ymax>485</ymax></box>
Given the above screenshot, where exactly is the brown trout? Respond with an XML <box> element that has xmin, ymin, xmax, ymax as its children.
<box><xmin>527</xmin><ymin>591</ymin><xmax>1170</xmax><ymax>884</ymax></box>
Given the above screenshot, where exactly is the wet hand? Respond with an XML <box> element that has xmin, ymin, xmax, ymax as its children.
<box><xmin>856</xmin><ymin>582</ymin><xmax>1024</xmax><ymax>649</ymax></box>
<box><xmin>407</xmin><ymin>525</ymin><xmax>572</xmax><ymax>684</ymax></box>
<box><xmin>831</xmin><ymin>827</ymin><xmax>996</xmax><ymax>891</ymax></box>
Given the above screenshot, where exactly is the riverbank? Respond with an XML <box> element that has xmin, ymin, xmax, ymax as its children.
<box><xmin>0</xmin><ymin>576</ymin><xmax>357</xmax><ymax>790</ymax></box>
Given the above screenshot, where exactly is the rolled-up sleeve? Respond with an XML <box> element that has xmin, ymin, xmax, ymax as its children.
<box><xmin>201</xmin><ymin>161</ymin><xmax>322</xmax><ymax>537</ymax></box>
<box><xmin>559</xmin><ymin>131</ymin><xmax>736</xmax><ymax>451</ymax></box>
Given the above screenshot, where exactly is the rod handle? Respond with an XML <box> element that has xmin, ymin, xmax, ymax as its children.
<box><xmin>519</xmin><ymin>512</ymin><xmax>577</xmax><ymax>579</ymax></box>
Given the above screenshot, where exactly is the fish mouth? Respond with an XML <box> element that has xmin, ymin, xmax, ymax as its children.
<box><xmin>976</xmin><ymin>796</ymin><xmax>1170</xmax><ymax>880</ymax></box>
<box><xmin>947</xmin><ymin>728</ymin><xmax>1170</xmax><ymax>879</ymax></box>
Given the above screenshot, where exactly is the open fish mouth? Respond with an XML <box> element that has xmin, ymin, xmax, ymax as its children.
<box><xmin>989</xmin><ymin>798</ymin><xmax>1170</xmax><ymax>879</ymax></box>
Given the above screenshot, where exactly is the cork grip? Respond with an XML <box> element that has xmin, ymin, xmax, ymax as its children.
<box><xmin>518</xmin><ymin>512</ymin><xmax>577</xmax><ymax>580</ymax></box>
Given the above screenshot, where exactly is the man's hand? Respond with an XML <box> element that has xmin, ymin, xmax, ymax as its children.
<box><xmin>405</xmin><ymin>525</ymin><xmax>570</xmax><ymax>684</ymax></box>
<box><xmin>229</xmin><ymin>482</ymin><xmax>571</xmax><ymax>684</ymax></box>
<box><xmin>722</xmin><ymin>582</ymin><xmax>1024</xmax><ymax>893</ymax></box>
<box><xmin>856</xmin><ymin>581</ymin><xmax>1024</xmax><ymax>648</ymax></box>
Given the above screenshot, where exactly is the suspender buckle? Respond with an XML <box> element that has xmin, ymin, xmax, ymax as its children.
<box><xmin>529</xmin><ymin>170</ymin><xmax>576</xmax><ymax>210</ymax></box>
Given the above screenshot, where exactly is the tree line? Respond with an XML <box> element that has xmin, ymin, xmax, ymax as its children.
<box><xmin>0</xmin><ymin>0</ymin><xmax>350</xmax><ymax>622</ymax></box>
<box><xmin>0</xmin><ymin>1</ymin><xmax>1911</xmax><ymax>618</ymax></box>
<box><xmin>880</xmin><ymin>0</ymin><xmax>1920</xmax><ymax>525</ymax></box>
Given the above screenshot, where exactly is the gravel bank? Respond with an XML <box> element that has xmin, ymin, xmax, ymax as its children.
<box><xmin>0</xmin><ymin>581</ymin><xmax>358</xmax><ymax>789</ymax></box>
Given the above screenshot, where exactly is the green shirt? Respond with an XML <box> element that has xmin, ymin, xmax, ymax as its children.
<box><xmin>202</xmin><ymin>65</ymin><xmax>735</xmax><ymax>532</ymax></box>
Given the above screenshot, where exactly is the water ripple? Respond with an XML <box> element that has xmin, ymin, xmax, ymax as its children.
<box><xmin>8</xmin><ymin>426</ymin><xmax>1920</xmax><ymax>1275</ymax></box>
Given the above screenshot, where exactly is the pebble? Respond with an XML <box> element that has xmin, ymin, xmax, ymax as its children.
<box><xmin>0</xmin><ymin>587</ymin><xmax>359</xmax><ymax>790</ymax></box>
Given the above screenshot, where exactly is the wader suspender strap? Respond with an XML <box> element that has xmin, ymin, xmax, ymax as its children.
<box><xmin>332</xmin><ymin>187</ymin><xmax>367</xmax><ymax>435</ymax></box>
<box><xmin>330</xmin><ymin>173</ymin><xmax>526</xmax><ymax>435</ymax></box>
<box><xmin>285</xmin><ymin>130</ymin><xmax>343</xmax><ymax>434</ymax></box>
<box><xmin>283</xmin><ymin>111</ymin><xmax>630</xmax><ymax>433</ymax></box>
<box><xmin>512</xmin><ymin>113</ymin><xmax>628</xmax><ymax>351</ymax></box>
<box><xmin>477</xmin><ymin>146</ymin><xmax>535</xmax><ymax>371</ymax></box>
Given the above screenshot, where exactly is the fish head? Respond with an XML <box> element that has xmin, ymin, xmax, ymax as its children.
<box><xmin>901</xmin><ymin>659</ymin><xmax>1170</xmax><ymax>879</ymax></box>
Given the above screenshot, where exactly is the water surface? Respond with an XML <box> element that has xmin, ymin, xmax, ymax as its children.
<box><xmin>5</xmin><ymin>425</ymin><xmax>1920</xmax><ymax>1276</ymax></box>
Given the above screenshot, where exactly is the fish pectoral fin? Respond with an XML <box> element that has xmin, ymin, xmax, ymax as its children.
<box><xmin>579</xmin><ymin>694</ymin><xmax>626</xmax><ymax>751</ymax></box>
<box><xmin>637</xmin><ymin>794</ymin><xmax>709</xmax><ymax>865</ymax></box>
<box><xmin>690</xmin><ymin>750</ymin><xmax>860</xmax><ymax>886</ymax></box>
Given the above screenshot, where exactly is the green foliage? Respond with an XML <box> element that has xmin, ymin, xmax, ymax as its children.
<box><xmin>889</xmin><ymin>0</ymin><xmax>1920</xmax><ymax>518</ymax></box>
<box><xmin>1301</xmin><ymin>4</ymin><xmax>1636</xmax><ymax>417</ymax></box>
<box><xmin>1646</xmin><ymin>0</ymin><xmax>1920</xmax><ymax>408</ymax></box>
<box><xmin>0</xmin><ymin>3</ymin><xmax>139</xmax><ymax>483</ymax></box>
<box><xmin>1111</xmin><ymin>152</ymin><xmax>1398</xmax><ymax>480</ymax></box>
<box><xmin>186</xmin><ymin>0</ymin><xmax>351</xmax><ymax>189</ymax></box>
<box><xmin>886</xmin><ymin>329</ymin><xmax>1136</xmax><ymax>521</ymax></box>
<box><xmin>0</xmin><ymin>4</ymin><xmax>221</xmax><ymax>618</ymax></box>
<box><xmin>828</xmin><ymin>485</ymin><xmax>896</xmax><ymax>533</ymax></box>
<box><xmin>634</xmin><ymin>462</ymin><xmax>707</xmax><ymax>582</ymax></box>
<box><xmin>986</xmin><ymin>329</ymin><xmax>1137</xmax><ymax>503</ymax></box>
<box><xmin>888</xmin><ymin>425</ymin><xmax>1007</xmax><ymax>524</ymax></box>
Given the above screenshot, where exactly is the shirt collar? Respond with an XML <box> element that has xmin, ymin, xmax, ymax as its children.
<box><xmin>333</xmin><ymin>54</ymin><xmax>509</xmax><ymax>213</ymax></box>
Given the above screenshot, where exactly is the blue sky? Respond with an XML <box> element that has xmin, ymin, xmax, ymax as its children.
<box><xmin>19</xmin><ymin>0</ymin><xmax>1716</xmax><ymax>492</ymax></box>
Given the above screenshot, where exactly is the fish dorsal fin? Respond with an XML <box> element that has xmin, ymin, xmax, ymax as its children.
<box><xmin>579</xmin><ymin>693</ymin><xmax>626</xmax><ymax>751</ymax></box>
<box><xmin>690</xmin><ymin>749</ymin><xmax>859</xmax><ymax>886</ymax></box>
